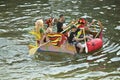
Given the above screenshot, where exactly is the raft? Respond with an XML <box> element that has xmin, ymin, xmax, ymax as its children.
<box><xmin>37</xmin><ymin>42</ymin><xmax>77</xmax><ymax>55</ymax></box>
<box><xmin>86</xmin><ymin>38</ymin><xmax>103</xmax><ymax>53</ymax></box>
<box><xmin>29</xmin><ymin>24</ymin><xmax>103</xmax><ymax>55</ymax></box>
<box><xmin>37</xmin><ymin>38</ymin><xmax>103</xmax><ymax>55</ymax></box>
<box><xmin>36</xmin><ymin>29</ymin><xmax>103</xmax><ymax>55</ymax></box>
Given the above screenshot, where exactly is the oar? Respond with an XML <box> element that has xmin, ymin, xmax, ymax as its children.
<box><xmin>61</xmin><ymin>20</ymin><xmax>78</xmax><ymax>33</ymax></box>
<box><xmin>94</xmin><ymin>29</ymin><xmax>101</xmax><ymax>38</ymax></box>
<box><xmin>29</xmin><ymin>41</ymin><xmax>50</xmax><ymax>55</ymax></box>
<box><xmin>83</xmin><ymin>28</ymin><xmax>88</xmax><ymax>53</ymax></box>
<box><xmin>95</xmin><ymin>21</ymin><xmax>103</xmax><ymax>38</ymax></box>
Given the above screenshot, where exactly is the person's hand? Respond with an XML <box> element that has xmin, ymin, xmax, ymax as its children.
<box><xmin>73</xmin><ymin>37</ymin><xmax>79</xmax><ymax>41</ymax></box>
<box><xmin>92</xmin><ymin>19</ymin><xmax>96</xmax><ymax>23</ymax></box>
<box><xmin>85</xmin><ymin>36</ymin><xmax>93</xmax><ymax>40</ymax></box>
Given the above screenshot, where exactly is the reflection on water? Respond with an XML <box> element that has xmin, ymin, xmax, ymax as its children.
<box><xmin>0</xmin><ymin>0</ymin><xmax>120</xmax><ymax>80</ymax></box>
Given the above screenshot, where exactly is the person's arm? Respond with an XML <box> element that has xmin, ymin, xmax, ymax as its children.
<box><xmin>98</xmin><ymin>21</ymin><xmax>104</xmax><ymax>30</ymax></box>
<box><xmin>62</xmin><ymin>23</ymin><xmax>68</xmax><ymax>30</ymax></box>
<box><xmin>74</xmin><ymin>35</ymin><xmax>92</xmax><ymax>42</ymax></box>
<box><xmin>45</xmin><ymin>28</ymin><xmax>50</xmax><ymax>34</ymax></box>
<box><xmin>73</xmin><ymin>37</ymin><xmax>85</xmax><ymax>41</ymax></box>
<box><xmin>87</xmin><ymin>19</ymin><xmax>95</xmax><ymax>27</ymax></box>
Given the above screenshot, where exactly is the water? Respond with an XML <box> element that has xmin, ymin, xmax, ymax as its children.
<box><xmin>0</xmin><ymin>0</ymin><xmax>120</xmax><ymax>80</ymax></box>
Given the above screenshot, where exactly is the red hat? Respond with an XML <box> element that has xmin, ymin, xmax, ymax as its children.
<box><xmin>78</xmin><ymin>18</ymin><xmax>86</xmax><ymax>24</ymax></box>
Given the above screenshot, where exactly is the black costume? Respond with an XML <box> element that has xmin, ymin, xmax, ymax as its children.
<box><xmin>57</xmin><ymin>22</ymin><xmax>63</xmax><ymax>33</ymax></box>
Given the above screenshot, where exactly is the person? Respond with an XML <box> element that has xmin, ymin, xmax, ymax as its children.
<box><xmin>68</xmin><ymin>18</ymin><xmax>96</xmax><ymax>54</ymax></box>
<box><xmin>73</xmin><ymin>34</ymin><xmax>92</xmax><ymax>54</ymax></box>
<box><xmin>56</xmin><ymin>14</ymin><xmax>67</xmax><ymax>33</ymax></box>
<box><xmin>42</xmin><ymin>18</ymin><xmax>55</xmax><ymax>42</ymax></box>
<box><xmin>34</xmin><ymin>19</ymin><xmax>45</xmax><ymax>46</ymax></box>
<box><xmin>68</xmin><ymin>25</ymin><xmax>91</xmax><ymax>54</ymax></box>
<box><xmin>73</xmin><ymin>20</ymin><xmax>103</xmax><ymax>54</ymax></box>
<box><xmin>77</xmin><ymin>18</ymin><xmax>95</xmax><ymax>31</ymax></box>
<box><xmin>35</xmin><ymin>19</ymin><xmax>44</xmax><ymax>34</ymax></box>
<box><xmin>68</xmin><ymin>25</ymin><xmax>77</xmax><ymax>44</ymax></box>
<box><xmin>76</xmin><ymin>18</ymin><xmax>95</xmax><ymax>39</ymax></box>
<box><xmin>45</xmin><ymin>18</ymin><xmax>54</xmax><ymax>34</ymax></box>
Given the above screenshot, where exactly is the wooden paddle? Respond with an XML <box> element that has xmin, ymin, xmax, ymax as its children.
<box><xmin>83</xmin><ymin>28</ymin><xmax>88</xmax><ymax>53</ymax></box>
<box><xmin>61</xmin><ymin>20</ymin><xmax>78</xmax><ymax>33</ymax></box>
<box><xmin>95</xmin><ymin>21</ymin><xmax>103</xmax><ymax>38</ymax></box>
<box><xmin>29</xmin><ymin>41</ymin><xmax>50</xmax><ymax>55</ymax></box>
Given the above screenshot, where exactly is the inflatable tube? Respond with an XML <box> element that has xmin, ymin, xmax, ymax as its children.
<box><xmin>86</xmin><ymin>38</ymin><xmax>103</xmax><ymax>53</ymax></box>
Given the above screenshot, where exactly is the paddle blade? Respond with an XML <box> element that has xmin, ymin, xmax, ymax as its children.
<box><xmin>29</xmin><ymin>47</ymin><xmax>38</xmax><ymax>55</ymax></box>
<box><xmin>28</xmin><ymin>44</ymin><xmax>36</xmax><ymax>49</ymax></box>
<box><xmin>85</xmin><ymin>43</ymin><xmax>88</xmax><ymax>53</ymax></box>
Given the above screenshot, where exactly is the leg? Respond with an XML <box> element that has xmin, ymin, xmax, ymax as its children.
<box><xmin>86</xmin><ymin>35</ymin><xmax>93</xmax><ymax>41</ymax></box>
<box><xmin>76</xmin><ymin>43</ymin><xmax>84</xmax><ymax>53</ymax></box>
<box><xmin>75</xmin><ymin>45</ymin><xmax>80</xmax><ymax>53</ymax></box>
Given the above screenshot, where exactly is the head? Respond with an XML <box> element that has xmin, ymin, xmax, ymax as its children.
<box><xmin>59</xmin><ymin>14</ymin><xmax>65</xmax><ymax>22</ymax></box>
<box><xmin>45</xmin><ymin>18</ymin><xmax>53</xmax><ymax>27</ymax></box>
<box><xmin>71</xmin><ymin>25</ymin><xmax>77</xmax><ymax>32</ymax></box>
<box><xmin>35</xmin><ymin>19</ymin><xmax>44</xmax><ymax>28</ymax></box>
<box><xmin>78</xmin><ymin>18</ymin><xmax>86</xmax><ymax>24</ymax></box>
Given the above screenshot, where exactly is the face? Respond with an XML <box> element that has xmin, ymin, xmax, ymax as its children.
<box><xmin>48</xmin><ymin>22</ymin><xmax>52</xmax><ymax>27</ymax></box>
<box><xmin>61</xmin><ymin>16</ymin><xmax>65</xmax><ymax>22</ymax></box>
<box><xmin>72</xmin><ymin>28</ymin><xmax>77</xmax><ymax>32</ymax></box>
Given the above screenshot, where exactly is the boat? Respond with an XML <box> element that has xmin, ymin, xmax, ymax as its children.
<box><xmin>29</xmin><ymin>20</ymin><xmax>104</xmax><ymax>55</ymax></box>
<box><xmin>35</xmin><ymin>29</ymin><xmax>103</xmax><ymax>55</ymax></box>
<box><xmin>37</xmin><ymin>41</ymin><xmax>77</xmax><ymax>55</ymax></box>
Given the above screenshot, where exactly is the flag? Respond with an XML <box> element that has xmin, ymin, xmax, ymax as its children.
<box><xmin>47</xmin><ymin>33</ymin><xmax>67</xmax><ymax>47</ymax></box>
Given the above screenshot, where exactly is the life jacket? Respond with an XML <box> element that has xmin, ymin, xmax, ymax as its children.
<box><xmin>76</xmin><ymin>29</ymin><xmax>84</xmax><ymax>38</ymax></box>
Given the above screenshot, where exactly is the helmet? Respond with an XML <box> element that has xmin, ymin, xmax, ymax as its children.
<box><xmin>78</xmin><ymin>18</ymin><xmax>86</xmax><ymax>24</ymax></box>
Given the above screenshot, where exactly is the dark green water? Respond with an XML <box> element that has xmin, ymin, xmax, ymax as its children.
<box><xmin>0</xmin><ymin>0</ymin><xmax>120</xmax><ymax>80</ymax></box>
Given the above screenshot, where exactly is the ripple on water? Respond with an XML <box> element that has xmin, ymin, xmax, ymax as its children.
<box><xmin>87</xmin><ymin>54</ymin><xmax>107</xmax><ymax>63</ymax></box>
<box><xmin>100</xmin><ymin>76</ymin><xmax>120</xmax><ymax>80</ymax></box>
<box><xmin>71</xmin><ymin>1</ymin><xmax>77</xmax><ymax>4</ymax></box>
<box><xmin>93</xmin><ymin>7</ymin><xmax>101</xmax><ymax>10</ymax></box>
<box><xmin>10</xmin><ymin>16</ymin><xmax>30</xmax><ymax>22</ymax></box>
<box><xmin>116</xmin><ymin>50</ymin><xmax>120</xmax><ymax>55</ymax></box>
<box><xmin>42</xmin><ymin>62</ymin><xmax>89</xmax><ymax>75</ymax></box>
<box><xmin>115</xmin><ymin>26</ymin><xmax>120</xmax><ymax>30</ymax></box>
<box><xmin>71</xmin><ymin>12</ymin><xmax>80</xmax><ymax>16</ymax></box>
<box><xmin>102</xmin><ymin>42</ymin><xmax>116</xmax><ymax>53</ymax></box>
<box><xmin>99</xmin><ymin>12</ymin><xmax>104</xmax><ymax>14</ymax></box>
<box><xmin>102</xmin><ymin>6</ymin><xmax>112</xmax><ymax>10</ymax></box>
<box><xmin>75</xmin><ymin>71</ymin><xmax>108</xmax><ymax>79</ymax></box>
<box><xmin>110</xmin><ymin>57</ymin><xmax>120</xmax><ymax>62</ymax></box>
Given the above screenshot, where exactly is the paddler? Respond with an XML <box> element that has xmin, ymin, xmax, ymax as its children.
<box><xmin>68</xmin><ymin>18</ymin><xmax>95</xmax><ymax>54</ymax></box>
<box><xmin>68</xmin><ymin>25</ymin><xmax>92</xmax><ymax>54</ymax></box>
<box><xmin>76</xmin><ymin>18</ymin><xmax>94</xmax><ymax>40</ymax></box>
<box><xmin>45</xmin><ymin>18</ymin><xmax>54</xmax><ymax>34</ymax></box>
<box><xmin>56</xmin><ymin>14</ymin><xmax>66</xmax><ymax>33</ymax></box>
<box><xmin>34</xmin><ymin>19</ymin><xmax>45</xmax><ymax>46</ymax></box>
<box><xmin>45</xmin><ymin>17</ymin><xmax>58</xmax><ymax>33</ymax></box>
<box><xmin>56</xmin><ymin>14</ymin><xmax>68</xmax><ymax>43</ymax></box>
